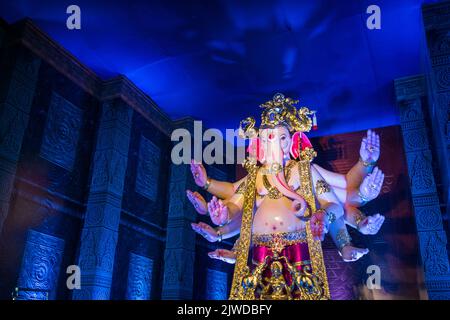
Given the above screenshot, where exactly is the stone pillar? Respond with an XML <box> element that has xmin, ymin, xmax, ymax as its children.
<box><xmin>126</xmin><ymin>253</ymin><xmax>153</xmax><ymax>300</ymax></box>
<box><xmin>395</xmin><ymin>75</ymin><xmax>450</xmax><ymax>299</ymax></box>
<box><xmin>14</xmin><ymin>230</ymin><xmax>64</xmax><ymax>300</ymax></box>
<box><xmin>162</xmin><ymin>119</ymin><xmax>197</xmax><ymax>299</ymax></box>
<box><xmin>206</xmin><ymin>269</ymin><xmax>227</xmax><ymax>300</ymax></box>
<box><xmin>0</xmin><ymin>47</ymin><xmax>40</xmax><ymax>233</ymax></box>
<box><xmin>72</xmin><ymin>100</ymin><xmax>132</xmax><ymax>300</ymax></box>
<box><xmin>422</xmin><ymin>1</ymin><xmax>450</xmax><ymax>232</ymax></box>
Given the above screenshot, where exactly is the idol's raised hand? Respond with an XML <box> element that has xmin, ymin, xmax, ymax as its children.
<box><xmin>190</xmin><ymin>159</ymin><xmax>207</xmax><ymax>187</ymax></box>
<box><xmin>358</xmin><ymin>213</ymin><xmax>385</xmax><ymax>235</ymax></box>
<box><xmin>360</xmin><ymin>129</ymin><xmax>380</xmax><ymax>164</ymax></box>
<box><xmin>208</xmin><ymin>196</ymin><xmax>229</xmax><ymax>226</ymax></box>
<box><xmin>359</xmin><ymin>167</ymin><xmax>385</xmax><ymax>202</ymax></box>
<box><xmin>208</xmin><ymin>249</ymin><xmax>236</xmax><ymax>264</ymax></box>
<box><xmin>191</xmin><ymin>222</ymin><xmax>218</xmax><ymax>242</ymax></box>
<box><xmin>186</xmin><ymin>190</ymin><xmax>207</xmax><ymax>215</ymax></box>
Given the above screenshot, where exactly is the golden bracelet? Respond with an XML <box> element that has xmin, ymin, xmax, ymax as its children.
<box><xmin>203</xmin><ymin>177</ymin><xmax>211</xmax><ymax>191</ymax></box>
<box><xmin>327</xmin><ymin>210</ymin><xmax>336</xmax><ymax>224</ymax></box>
<box><xmin>359</xmin><ymin>157</ymin><xmax>377</xmax><ymax>167</ymax></box>
<box><xmin>216</xmin><ymin>229</ymin><xmax>223</xmax><ymax>242</ymax></box>
<box><xmin>358</xmin><ymin>190</ymin><xmax>371</xmax><ymax>203</ymax></box>
<box><xmin>355</xmin><ymin>212</ymin><xmax>367</xmax><ymax>229</ymax></box>
<box><xmin>315</xmin><ymin>208</ymin><xmax>335</xmax><ymax>225</ymax></box>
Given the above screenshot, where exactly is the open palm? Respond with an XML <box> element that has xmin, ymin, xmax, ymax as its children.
<box><xmin>360</xmin><ymin>167</ymin><xmax>385</xmax><ymax>202</ymax></box>
<box><xmin>208</xmin><ymin>196</ymin><xmax>229</xmax><ymax>226</ymax></box>
<box><xmin>360</xmin><ymin>129</ymin><xmax>380</xmax><ymax>163</ymax></box>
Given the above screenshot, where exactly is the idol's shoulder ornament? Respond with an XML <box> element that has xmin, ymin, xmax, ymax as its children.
<box><xmin>231</xmin><ymin>93</ymin><xmax>328</xmax><ymax>300</ymax></box>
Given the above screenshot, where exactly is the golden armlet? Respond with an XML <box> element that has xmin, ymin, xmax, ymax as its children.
<box><xmin>336</xmin><ymin>229</ymin><xmax>352</xmax><ymax>251</ymax></box>
<box><xmin>315</xmin><ymin>179</ymin><xmax>330</xmax><ymax>195</ymax></box>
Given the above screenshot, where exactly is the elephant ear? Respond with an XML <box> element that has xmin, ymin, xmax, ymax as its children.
<box><xmin>290</xmin><ymin>132</ymin><xmax>313</xmax><ymax>159</ymax></box>
<box><xmin>290</xmin><ymin>132</ymin><xmax>301</xmax><ymax>159</ymax></box>
<box><xmin>247</xmin><ymin>137</ymin><xmax>265</xmax><ymax>162</ymax></box>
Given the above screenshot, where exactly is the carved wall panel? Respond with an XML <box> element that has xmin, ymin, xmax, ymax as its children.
<box><xmin>135</xmin><ymin>135</ymin><xmax>160</xmax><ymax>202</ymax></box>
<box><xmin>40</xmin><ymin>92</ymin><xmax>83</xmax><ymax>171</ymax></box>
<box><xmin>126</xmin><ymin>253</ymin><xmax>153</xmax><ymax>300</ymax></box>
<box><xmin>15</xmin><ymin>230</ymin><xmax>64</xmax><ymax>300</ymax></box>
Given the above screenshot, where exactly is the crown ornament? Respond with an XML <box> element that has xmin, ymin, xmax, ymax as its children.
<box><xmin>239</xmin><ymin>93</ymin><xmax>317</xmax><ymax>138</ymax></box>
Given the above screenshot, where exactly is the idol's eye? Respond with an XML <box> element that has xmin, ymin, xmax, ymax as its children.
<box><xmin>280</xmin><ymin>135</ymin><xmax>286</xmax><ymax>141</ymax></box>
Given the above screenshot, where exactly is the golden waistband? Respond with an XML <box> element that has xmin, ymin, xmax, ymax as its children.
<box><xmin>252</xmin><ymin>229</ymin><xmax>307</xmax><ymax>247</ymax></box>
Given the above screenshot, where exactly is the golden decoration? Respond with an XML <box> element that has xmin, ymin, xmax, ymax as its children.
<box><xmin>239</xmin><ymin>93</ymin><xmax>316</xmax><ymax>136</ymax></box>
<box><xmin>315</xmin><ymin>179</ymin><xmax>331</xmax><ymax>195</ymax></box>
<box><xmin>259</xmin><ymin>93</ymin><xmax>314</xmax><ymax>133</ymax></box>
<box><xmin>252</xmin><ymin>229</ymin><xmax>307</xmax><ymax>248</ymax></box>
<box><xmin>229</xmin><ymin>159</ymin><xmax>258</xmax><ymax>300</ymax></box>
<box><xmin>359</xmin><ymin>157</ymin><xmax>377</xmax><ymax>167</ymax></box>
<box><xmin>336</xmin><ymin>228</ymin><xmax>352</xmax><ymax>251</ymax></box>
<box><xmin>235</xmin><ymin>181</ymin><xmax>247</xmax><ymax>195</ymax></box>
<box><xmin>296</xmin><ymin>160</ymin><xmax>330</xmax><ymax>299</ymax></box>
<box><xmin>229</xmin><ymin>159</ymin><xmax>330</xmax><ymax>300</ymax></box>
<box><xmin>262</xmin><ymin>175</ymin><xmax>283</xmax><ymax>199</ymax></box>
<box><xmin>253</xmin><ymin>230</ymin><xmax>308</xmax><ymax>258</ymax></box>
<box><xmin>260</xmin><ymin>260</ymin><xmax>293</xmax><ymax>300</ymax></box>
<box><xmin>299</xmin><ymin>147</ymin><xmax>317</xmax><ymax>162</ymax></box>
<box><xmin>241</xmin><ymin>255</ymin><xmax>324</xmax><ymax>300</ymax></box>
<box><xmin>284</xmin><ymin>160</ymin><xmax>297</xmax><ymax>183</ymax></box>
<box><xmin>354</xmin><ymin>211</ymin><xmax>367</xmax><ymax>228</ymax></box>
<box><xmin>239</xmin><ymin>117</ymin><xmax>258</xmax><ymax>138</ymax></box>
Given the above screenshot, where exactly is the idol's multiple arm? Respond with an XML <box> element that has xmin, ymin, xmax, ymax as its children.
<box><xmin>187</xmin><ymin>129</ymin><xmax>385</xmax><ymax>263</ymax></box>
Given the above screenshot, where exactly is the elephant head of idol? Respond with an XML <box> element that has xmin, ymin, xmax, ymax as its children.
<box><xmin>239</xmin><ymin>93</ymin><xmax>317</xmax><ymax>220</ymax></box>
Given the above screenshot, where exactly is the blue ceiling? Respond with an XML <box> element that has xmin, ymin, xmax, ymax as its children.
<box><xmin>0</xmin><ymin>0</ymin><xmax>438</xmax><ymax>136</ymax></box>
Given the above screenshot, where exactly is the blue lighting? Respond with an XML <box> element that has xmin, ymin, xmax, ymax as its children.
<box><xmin>0</xmin><ymin>0</ymin><xmax>439</xmax><ymax>136</ymax></box>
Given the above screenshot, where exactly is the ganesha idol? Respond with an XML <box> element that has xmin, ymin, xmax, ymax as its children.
<box><xmin>187</xmin><ymin>93</ymin><xmax>386</xmax><ymax>300</ymax></box>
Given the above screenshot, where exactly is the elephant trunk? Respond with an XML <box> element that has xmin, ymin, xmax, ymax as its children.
<box><xmin>265</xmin><ymin>145</ymin><xmax>308</xmax><ymax>219</ymax></box>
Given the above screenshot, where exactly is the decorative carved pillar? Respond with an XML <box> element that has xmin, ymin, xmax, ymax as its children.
<box><xmin>395</xmin><ymin>75</ymin><xmax>450</xmax><ymax>299</ymax></box>
<box><xmin>72</xmin><ymin>100</ymin><xmax>132</xmax><ymax>300</ymax></box>
<box><xmin>126</xmin><ymin>253</ymin><xmax>153</xmax><ymax>300</ymax></box>
<box><xmin>0</xmin><ymin>47</ymin><xmax>40</xmax><ymax>233</ymax></box>
<box><xmin>422</xmin><ymin>2</ymin><xmax>450</xmax><ymax>229</ymax></box>
<box><xmin>15</xmin><ymin>230</ymin><xmax>64</xmax><ymax>300</ymax></box>
<box><xmin>206</xmin><ymin>269</ymin><xmax>227</xmax><ymax>300</ymax></box>
<box><xmin>162</xmin><ymin>119</ymin><xmax>197</xmax><ymax>299</ymax></box>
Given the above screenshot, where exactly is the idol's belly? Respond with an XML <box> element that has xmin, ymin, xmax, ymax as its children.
<box><xmin>252</xmin><ymin>197</ymin><xmax>305</xmax><ymax>234</ymax></box>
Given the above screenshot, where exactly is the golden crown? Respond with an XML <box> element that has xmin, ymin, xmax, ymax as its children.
<box><xmin>239</xmin><ymin>93</ymin><xmax>316</xmax><ymax>138</ymax></box>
